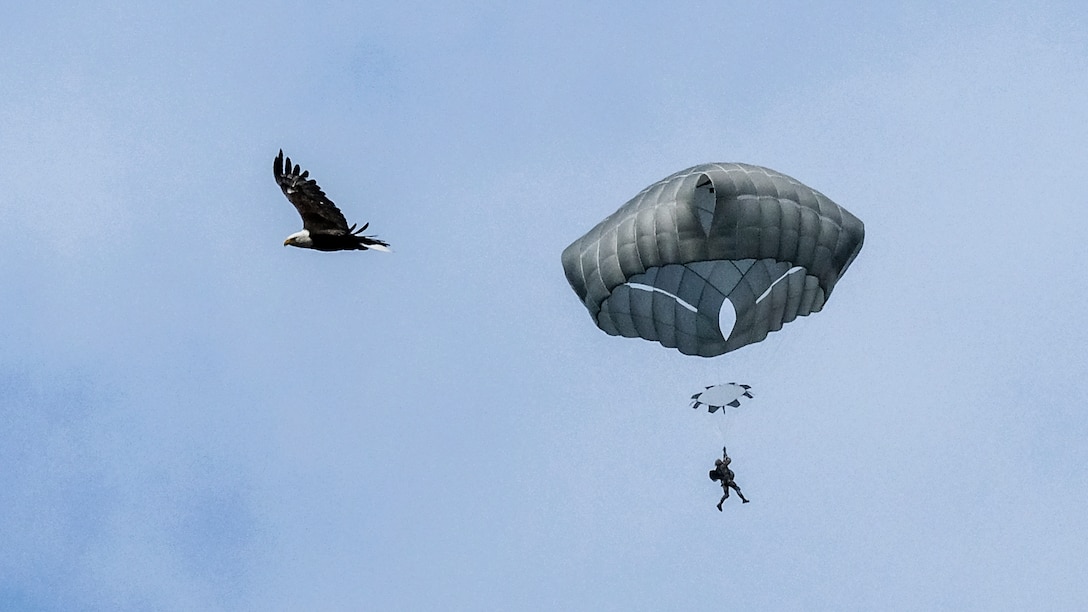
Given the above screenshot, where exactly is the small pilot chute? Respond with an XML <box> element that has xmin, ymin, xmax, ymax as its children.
<box><xmin>690</xmin><ymin>383</ymin><xmax>753</xmax><ymax>414</ymax></box>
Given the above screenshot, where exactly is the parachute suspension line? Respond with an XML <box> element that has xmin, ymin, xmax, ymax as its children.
<box><xmin>714</xmin><ymin>406</ymin><xmax>739</xmax><ymax>443</ymax></box>
<box><xmin>759</xmin><ymin>299</ymin><xmax>820</xmax><ymax>387</ymax></box>
<box><xmin>713</xmin><ymin>412</ymin><xmax>728</xmax><ymax>443</ymax></box>
<box><xmin>763</xmin><ymin>329</ymin><xmax>789</xmax><ymax>379</ymax></box>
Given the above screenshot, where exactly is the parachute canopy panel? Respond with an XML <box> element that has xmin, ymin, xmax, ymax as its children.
<box><xmin>561</xmin><ymin>163</ymin><xmax>864</xmax><ymax>357</ymax></box>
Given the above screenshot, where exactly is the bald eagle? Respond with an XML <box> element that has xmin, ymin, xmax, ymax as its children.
<box><xmin>274</xmin><ymin>150</ymin><xmax>391</xmax><ymax>252</ymax></box>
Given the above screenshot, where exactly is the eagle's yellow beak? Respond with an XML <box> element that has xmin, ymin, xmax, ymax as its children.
<box><xmin>283</xmin><ymin>238</ymin><xmax>291</xmax><ymax>246</ymax></box>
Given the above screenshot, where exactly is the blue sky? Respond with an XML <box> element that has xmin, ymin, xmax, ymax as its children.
<box><xmin>2</xmin><ymin>2</ymin><xmax>1087</xmax><ymax>610</ymax></box>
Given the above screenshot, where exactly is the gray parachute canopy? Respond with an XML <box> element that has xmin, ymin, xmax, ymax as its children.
<box><xmin>561</xmin><ymin>163</ymin><xmax>864</xmax><ymax>357</ymax></box>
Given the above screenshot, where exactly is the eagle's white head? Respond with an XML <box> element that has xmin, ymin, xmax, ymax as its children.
<box><xmin>284</xmin><ymin>229</ymin><xmax>313</xmax><ymax>248</ymax></box>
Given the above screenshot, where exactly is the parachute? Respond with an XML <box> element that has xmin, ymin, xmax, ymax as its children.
<box><xmin>691</xmin><ymin>383</ymin><xmax>753</xmax><ymax>414</ymax></box>
<box><xmin>561</xmin><ymin>163</ymin><xmax>864</xmax><ymax>358</ymax></box>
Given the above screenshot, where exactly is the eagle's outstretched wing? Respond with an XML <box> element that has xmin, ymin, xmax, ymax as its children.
<box><xmin>273</xmin><ymin>150</ymin><xmax>351</xmax><ymax>234</ymax></box>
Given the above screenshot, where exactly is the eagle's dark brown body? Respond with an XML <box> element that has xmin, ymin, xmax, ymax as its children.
<box><xmin>274</xmin><ymin>150</ymin><xmax>390</xmax><ymax>252</ymax></box>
